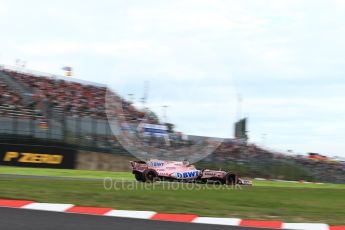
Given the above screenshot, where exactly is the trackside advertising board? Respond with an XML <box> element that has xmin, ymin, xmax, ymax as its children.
<box><xmin>0</xmin><ymin>143</ymin><xmax>76</xmax><ymax>169</ymax></box>
<box><xmin>139</xmin><ymin>123</ymin><xmax>169</xmax><ymax>137</ymax></box>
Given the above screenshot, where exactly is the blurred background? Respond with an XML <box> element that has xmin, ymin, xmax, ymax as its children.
<box><xmin>0</xmin><ymin>64</ymin><xmax>344</xmax><ymax>183</ymax></box>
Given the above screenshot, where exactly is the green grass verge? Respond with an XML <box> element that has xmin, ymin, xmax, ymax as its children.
<box><xmin>0</xmin><ymin>166</ymin><xmax>344</xmax><ymax>225</ymax></box>
<box><xmin>0</xmin><ymin>166</ymin><xmax>133</xmax><ymax>180</ymax></box>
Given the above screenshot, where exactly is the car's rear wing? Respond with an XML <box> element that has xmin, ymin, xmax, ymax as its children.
<box><xmin>130</xmin><ymin>161</ymin><xmax>148</xmax><ymax>172</ymax></box>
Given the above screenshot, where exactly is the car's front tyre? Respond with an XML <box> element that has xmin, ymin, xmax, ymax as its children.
<box><xmin>142</xmin><ymin>169</ymin><xmax>158</xmax><ymax>183</ymax></box>
<box><xmin>134</xmin><ymin>172</ymin><xmax>144</xmax><ymax>182</ymax></box>
<box><xmin>223</xmin><ymin>173</ymin><xmax>238</xmax><ymax>185</ymax></box>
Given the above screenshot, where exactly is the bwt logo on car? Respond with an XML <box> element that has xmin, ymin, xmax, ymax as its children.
<box><xmin>148</xmin><ymin>162</ymin><xmax>164</xmax><ymax>167</ymax></box>
<box><xmin>173</xmin><ymin>171</ymin><xmax>200</xmax><ymax>179</ymax></box>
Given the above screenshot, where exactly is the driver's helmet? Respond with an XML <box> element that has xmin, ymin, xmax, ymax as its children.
<box><xmin>182</xmin><ymin>159</ymin><xmax>189</xmax><ymax>166</ymax></box>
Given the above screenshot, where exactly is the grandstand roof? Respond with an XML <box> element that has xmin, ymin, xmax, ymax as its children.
<box><xmin>0</xmin><ymin>64</ymin><xmax>106</xmax><ymax>88</ymax></box>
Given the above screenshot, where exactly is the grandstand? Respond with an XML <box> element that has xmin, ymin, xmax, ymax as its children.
<box><xmin>0</xmin><ymin>65</ymin><xmax>123</xmax><ymax>153</ymax></box>
<box><xmin>0</xmin><ymin>65</ymin><xmax>344</xmax><ymax>183</ymax></box>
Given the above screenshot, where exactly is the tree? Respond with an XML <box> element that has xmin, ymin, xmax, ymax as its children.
<box><xmin>164</xmin><ymin>122</ymin><xmax>175</xmax><ymax>133</ymax></box>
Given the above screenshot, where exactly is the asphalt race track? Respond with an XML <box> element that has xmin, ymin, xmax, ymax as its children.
<box><xmin>0</xmin><ymin>207</ymin><xmax>277</xmax><ymax>230</ymax></box>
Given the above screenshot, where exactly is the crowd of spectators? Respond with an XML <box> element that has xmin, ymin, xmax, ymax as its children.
<box><xmin>0</xmin><ymin>82</ymin><xmax>22</xmax><ymax>106</ymax></box>
<box><xmin>0</xmin><ymin>81</ymin><xmax>42</xmax><ymax>118</ymax></box>
<box><xmin>3</xmin><ymin>70</ymin><xmax>108</xmax><ymax>118</ymax></box>
<box><xmin>2</xmin><ymin>69</ymin><xmax>152</xmax><ymax>122</ymax></box>
<box><xmin>207</xmin><ymin>140</ymin><xmax>345</xmax><ymax>183</ymax></box>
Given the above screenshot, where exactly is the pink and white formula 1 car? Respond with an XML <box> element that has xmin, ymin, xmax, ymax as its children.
<box><xmin>130</xmin><ymin>159</ymin><xmax>252</xmax><ymax>185</ymax></box>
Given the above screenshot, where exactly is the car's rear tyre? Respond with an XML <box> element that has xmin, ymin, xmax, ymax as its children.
<box><xmin>134</xmin><ymin>173</ymin><xmax>144</xmax><ymax>182</ymax></box>
<box><xmin>142</xmin><ymin>169</ymin><xmax>158</xmax><ymax>183</ymax></box>
<box><xmin>223</xmin><ymin>173</ymin><xmax>238</xmax><ymax>185</ymax></box>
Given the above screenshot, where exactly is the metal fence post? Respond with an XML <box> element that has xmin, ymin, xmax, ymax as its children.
<box><xmin>30</xmin><ymin>117</ymin><xmax>35</xmax><ymax>138</ymax></box>
<box><xmin>13</xmin><ymin>116</ymin><xmax>18</xmax><ymax>136</ymax></box>
<box><xmin>92</xmin><ymin>118</ymin><xmax>97</xmax><ymax>146</ymax></box>
<box><xmin>75</xmin><ymin>116</ymin><xmax>81</xmax><ymax>145</ymax></box>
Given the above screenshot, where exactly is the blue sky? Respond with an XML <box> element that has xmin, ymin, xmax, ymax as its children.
<box><xmin>0</xmin><ymin>0</ymin><xmax>344</xmax><ymax>157</ymax></box>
